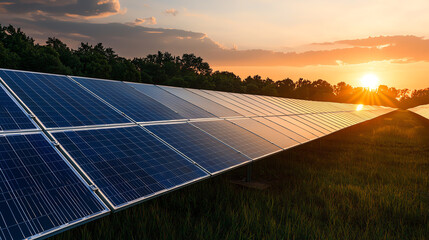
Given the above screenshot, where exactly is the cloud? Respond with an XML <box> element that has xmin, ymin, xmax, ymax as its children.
<box><xmin>1</xmin><ymin>16</ymin><xmax>429</xmax><ymax>68</ymax></box>
<box><xmin>128</xmin><ymin>17</ymin><xmax>157</xmax><ymax>26</ymax></box>
<box><xmin>165</xmin><ymin>8</ymin><xmax>178</xmax><ymax>16</ymax></box>
<box><xmin>0</xmin><ymin>0</ymin><xmax>125</xmax><ymax>19</ymax></box>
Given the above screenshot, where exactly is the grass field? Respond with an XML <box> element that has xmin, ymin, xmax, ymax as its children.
<box><xmin>53</xmin><ymin>110</ymin><xmax>429</xmax><ymax>240</ymax></box>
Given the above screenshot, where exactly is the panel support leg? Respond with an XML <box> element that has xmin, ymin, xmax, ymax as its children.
<box><xmin>246</xmin><ymin>164</ymin><xmax>252</xmax><ymax>182</ymax></box>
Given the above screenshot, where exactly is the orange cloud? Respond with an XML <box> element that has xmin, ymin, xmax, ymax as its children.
<box><xmin>127</xmin><ymin>17</ymin><xmax>157</xmax><ymax>26</ymax></box>
<box><xmin>165</xmin><ymin>8</ymin><xmax>178</xmax><ymax>16</ymax></box>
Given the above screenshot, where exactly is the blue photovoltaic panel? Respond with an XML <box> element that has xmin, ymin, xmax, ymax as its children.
<box><xmin>0</xmin><ymin>85</ymin><xmax>36</xmax><ymax>132</ymax></box>
<box><xmin>159</xmin><ymin>86</ymin><xmax>242</xmax><ymax>118</ymax></box>
<box><xmin>127</xmin><ymin>83</ymin><xmax>215</xmax><ymax>119</ymax></box>
<box><xmin>0</xmin><ymin>70</ymin><xmax>130</xmax><ymax>128</ymax></box>
<box><xmin>52</xmin><ymin>126</ymin><xmax>208</xmax><ymax>208</ymax></box>
<box><xmin>72</xmin><ymin>77</ymin><xmax>184</xmax><ymax>122</ymax></box>
<box><xmin>191</xmin><ymin>120</ymin><xmax>281</xmax><ymax>159</ymax></box>
<box><xmin>0</xmin><ymin>133</ymin><xmax>108</xmax><ymax>240</ymax></box>
<box><xmin>146</xmin><ymin>123</ymin><xmax>251</xmax><ymax>174</ymax></box>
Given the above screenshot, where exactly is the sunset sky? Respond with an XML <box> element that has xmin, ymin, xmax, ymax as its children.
<box><xmin>1</xmin><ymin>0</ymin><xmax>429</xmax><ymax>89</ymax></box>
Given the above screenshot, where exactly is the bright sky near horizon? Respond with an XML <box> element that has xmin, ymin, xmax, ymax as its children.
<box><xmin>1</xmin><ymin>0</ymin><xmax>429</xmax><ymax>89</ymax></box>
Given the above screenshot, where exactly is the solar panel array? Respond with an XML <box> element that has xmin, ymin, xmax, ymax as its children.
<box><xmin>0</xmin><ymin>68</ymin><xmax>395</xmax><ymax>239</ymax></box>
<box><xmin>409</xmin><ymin>104</ymin><xmax>429</xmax><ymax>119</ymax></box>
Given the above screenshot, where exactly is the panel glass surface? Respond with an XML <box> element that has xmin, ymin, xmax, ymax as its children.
<box><xmin>160</xmin><ymin>86</ymin><xmax>241</xmax><ymax>117</ymax></box>
<box><xmin>266</xmin><ymin>117</ymin><xmax>319</xmax><ymax>140</ymax></box>
<box><xmin>253</xmin><ymin>117</ymin><xmax>308</xmax><ymax>143</ymax></box>
<box><xmin>220</xmin><ymin>92</ymin><xmax>274</xmax><ymax>115</ymax></box>
<box><xmin>0</xmin><ymin>133</ymin><xmax>107</xmax><ymax>240</ymax></box>
<box><xmin>202</xmin><ymin>90</ymin><xmax>260</xmax><ymax>116</ymax></box>
<box><xmin>229</xmin><ymin>118</ymin><xmax>299</xmax><ymax>149</ymax></box>
<box><xmin>303</xmin><ymin>114</ymin><xmax>344</xmax><ymax>130</ymax></box>
<box><xmin>146</xmin><ymin>123</ymin><xmax>251</xmax><ymax>174</ymax></box>
<box><xmin>52</xmin><ymin>126</ymin><xmax>208</xmax><ymax>208</ymax></box>
<box><xmin>245</xmin><ymin>94</ymin><xmax>288</xmax><ymax>115</ymax></box>
<box><xmin>281</xmin><ymin>116</ymin><xmax>325</xmax><ymax>137</ymax></box>
<box><xmin>289</xmin><ymin>115</ymin><xmax>332</xmax><ymax>134</ymax></box>
<box><xmin>127</xmin><ymin>83</ymin><xmax>214</xmax><ymax>119</ymax></box>
<box><xmin>0</xmin><ymin>85</ymin><xmax>36</xmax><ymax>132</ymax></box>
<box><xmin>0</xmin><ymin>70</ymin><xmax>130</xmax><ymax>128</ymax></box>
<box><xmin>260</xmin><ymin>96</ymin><xmax>296</xmax><ymax>115</ymax></box>
<box><xmin>72</xmin><ymin>77</ymin><xmax>183</xmax><ymax>122</ymax></box>
<box><xmin>187</xmin><ymin>89</ymin><xmax>252</xmax><ymax>116</ymax></box>
<box><xmin>191</xmin><ymin>120</ymin><xmax>281</xmax><ymax>159</ymax></box>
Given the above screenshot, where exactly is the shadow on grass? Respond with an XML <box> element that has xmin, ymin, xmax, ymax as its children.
<box><xmin>53</xmin><ymin>110</ymin><xmax>429</xmax><ymax>240</ymax></box>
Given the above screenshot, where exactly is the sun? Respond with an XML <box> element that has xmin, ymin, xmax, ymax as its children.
<box><xmin>360</xmin><ymin>73</ymin><xmax>379</xmax><ymax>90</ymax></box>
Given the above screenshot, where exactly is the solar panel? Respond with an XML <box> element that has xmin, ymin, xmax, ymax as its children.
<box><xmin>0</xmin><ymin>133</ymin><xmax>108</xmax><ymax>240</ymax></box>
<box><xmin>217</xmin><ymin>92</ymin><xmax>273</xmax><ymax>115</ymax></box>
<box><xmin>159</xmin><ymin>86</ymin><xmax>242</xmax><ymax>117</ymax></box>
<box><xmin>126</xmin><ymin>82</ymin><xmax>215</xmax><ymax>119</ymax></box>
<box><xmin>228</xmin><ymin>118</ymin><xmax>299</xmax><ymax>149</ymax></box>
<box><xmin>200</xmin><ymin>90</ymin><xmax>259</xmax><ymax>116</ymax></box>
<box><xmin>187</xmin><ymin>89</ymin><xmax>253</xmax><ymax>117</ymax></box>
<box><xmin>244</xmin><ymin>94</ymin><xmax>288</xmax><ymax>115</ymax></box>
<box><xmin>0</xmin><ymin>70</ymin><xmax>131</xmax><ymax>128</ymax></box>
<box><xmin>52</xmin><ymin>126</ymin><xmax>208</xmax><ymax>208</ymax></box>
<box><xmin>252</xmin><ymin>117</ymin><xmax>309</xmax><ymax>143</ymax></box>
<box><xmin>72</xmin><ymin>77</ymin><xmax>185</xmax><ymax>122</ymax></box>
<box><xmin>262</xmin><ymin>96</ymin><xmax>306</xmax><ymax>114</ymax></box>
<box><xmin>0</xmin><ymin>85</ymin><xmax>37</xmax><ymax>132</ymax></box>
<box><xmin>191</xmin><ymin>120</ymin><xmax>281</xmax><ymax>160</ymax></box>
<box><xmin>301</xmin><ymin>114</ymin><xmax>343</xmax><ymax>130</ymax></box>
<box><xmin>145</xmin><ymin>123</ymin><xmax>251</xmax><ymax>174</ymax></box>
<box><xmin>280</xmin><ymin>116</ymin><xmax>325</xmax><ymax>137</ymax></box>
<box><xmin>288</xmin><ymin>115</ymin><xmax>331</xmax><ymax>135</ymax></box>
<box><xmin>265</xmin><ymin>116</ymin><xmax>318</xmax><ymax>140</ymax></box>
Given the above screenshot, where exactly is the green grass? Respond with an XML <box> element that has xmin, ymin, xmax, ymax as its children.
<box><xmin>52</xmin><ymin>110</ymin><xmax>429</xmax><ymax>240</ymax></box>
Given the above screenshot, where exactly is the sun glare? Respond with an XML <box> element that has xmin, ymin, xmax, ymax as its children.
<box><xmin>360</xmin><ymin>73</ymin><xmax>379</xmax><ymax>90</ymax></box>
<box><xmin>356</xmin><ymin>104</ymin><xmax>363</xmax><ymax>111</ymax></box>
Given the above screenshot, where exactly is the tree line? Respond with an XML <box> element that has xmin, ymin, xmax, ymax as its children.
<box><xmin>1</xmin><ymin>24</ymin><xmax>427</xmax><ymax>109</ymax></box>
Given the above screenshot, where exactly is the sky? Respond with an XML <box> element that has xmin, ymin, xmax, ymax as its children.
<box><xmin>1</xmin><ymin>0</ymin><xmax>429</xmax><ymax>90</ymax></box>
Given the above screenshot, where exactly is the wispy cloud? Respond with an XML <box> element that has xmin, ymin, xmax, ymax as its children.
<box><xmin>129</xmin><ymin>17</ymin><xmax>157</xmax><ymax>26</ymax></box>
<box><xmin>165</xmin><ymin>8</ymin><xmax>178</xmax><ymax>16</ymax></box>
<box><xmin>0</xmin><ymin>0</ymin><xmax>125</xmax><ymax>19</ymax></box>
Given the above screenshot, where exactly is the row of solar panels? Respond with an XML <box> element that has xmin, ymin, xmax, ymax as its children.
<box><xmin>409</xmin><ymin>104</ymin><xmax>429</xmax><ymax>119</ymax></box>
<box><xmin>0</xmin><ymin>68</ymin><xmax>395</xmax><ymax>240</ymax></box>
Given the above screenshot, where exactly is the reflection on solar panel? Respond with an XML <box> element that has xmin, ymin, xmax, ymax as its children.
<box><xmin>252</xmin><ymin>117</ymin><xmax>308</xmax><ymax>143</ymax></box>
<box><xmin>266</xmin><ymin>116</ymin><xmax>317</xmax><ymax>140</ymax></box>
<box><xmin>52</xmin><ymin>126</ymin><xmax>208</xmax><ymax>208</ymax></box>
<box><xmin>0</xmin><ymin>70</ymin><xmax>130</xmax><ymax>128</ymax></box>
<box><xmin>280</xmin><ymin>116</ymin><xmax>324</xmax><ymax>137</ymax></box>
<box><xmin>228</xmin><ymin>118</ymin><xmax>299</xmax><ymax>149</ymax></box>
<box><xmin>127</xmin><ymin>83</ymin><xmax>215</xmax><ymax>119</ymax></box>
<box><xmin>0</xmin><ymin>85</ymin><xmax>37</xmax><ymax>132</ymax></box>
<box><xmin>0</xmin><ymin>133</ymin><xmax>108</xmax><ymax>240</ymax></box>
<box><xmin>72</xmin><ymin>77</ymin><xmax>184</xmax><ymax>122</ymax></box>
<box><xmin>409</xmin><ymin>104</ymin><xmax>429</xmax><ymax>119</ymax></box>
<box><xmin>145</xmin><ymin>123</ymin><xmax>251</xmax><ymax>174</ymax></box>
<box><xmin>159</xmin><ymin>86</ymin><xmax>242</xmax><ymax>117</ymax></box>
<box><xmin>0</xmin><ymin>68</ymin><xmax>396</xmax><ymax>239</ymax></box>
<box><xmin>191</xmin><ymin>120</ymin><xmax>281</xmax><ymax>159</ymax></box>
